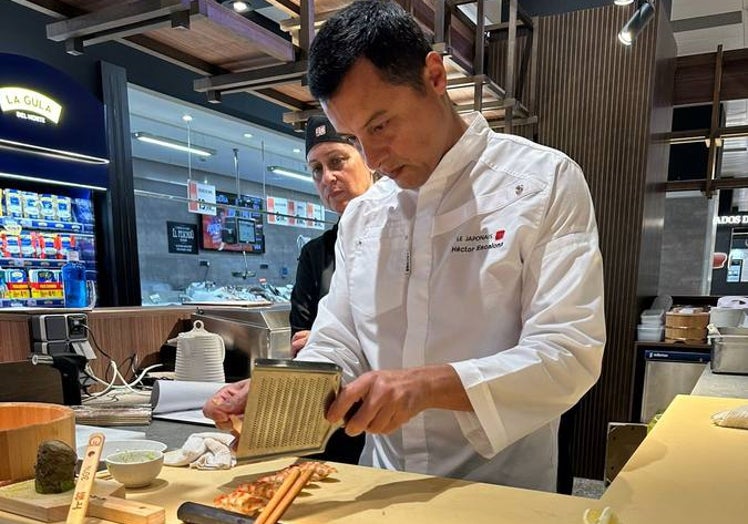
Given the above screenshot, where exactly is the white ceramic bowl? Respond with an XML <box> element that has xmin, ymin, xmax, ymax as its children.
<box><xmin>76</xmin><ymin>439</ymin><xmax>167</xmax><ymax>461</ymax></box>
<box><xmin>104</xmin><ymin>449</ymin><xmax>164</xmax><ymax>488</ymax></box>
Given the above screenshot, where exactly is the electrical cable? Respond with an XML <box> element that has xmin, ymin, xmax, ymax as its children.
<box><xmin>79</xmin><ymin>324</ymin><xmax>114</xmax><ymax>360</ymax></box>
<box><xmin>78</xmin><ymin>324</ymin><xmax>162</xmax><ymax>402</ymax></box>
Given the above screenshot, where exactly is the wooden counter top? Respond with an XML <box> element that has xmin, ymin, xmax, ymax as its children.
<box><xmin>601</xmin><ymin>394</ymin><xmax>748</xmax><ymax>524</ymax></box>
<box><xmin>0</xmin><ymin>395</ymin><xmax>746</xmax><ymax>524</ymax></box>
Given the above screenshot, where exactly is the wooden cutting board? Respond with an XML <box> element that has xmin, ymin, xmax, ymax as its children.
<box><xmin>0</xmin><ymin>479</ymin><xmax>164</xmax><ymax>524</ymax></box>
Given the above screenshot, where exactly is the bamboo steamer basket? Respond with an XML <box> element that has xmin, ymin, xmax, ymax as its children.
<box><xmin>0</xmin><ymin>403</ymin><xmax>75</xmax><ymax>484</ymax></box>
<box><xmin>665</xmin><ymin>326</ymin><xmax>708</xmax><ymax>343</ymax></box>
<box><xmin>665</xmin><ymin>308</ymin><xmax>710</xmax><ymax>329</ymax></box>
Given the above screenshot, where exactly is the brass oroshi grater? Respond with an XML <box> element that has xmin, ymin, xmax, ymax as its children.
<box><xmin>235</xmin><ymin>359</ymin><xmax>343</xmax><ymax>463</ymax></box>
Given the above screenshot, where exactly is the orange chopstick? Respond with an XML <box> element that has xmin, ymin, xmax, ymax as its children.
<box><xmin>262</xmin><ymin>467</ymin><xmax>314</xmax><ymax>524</ymax></box>
<box><xmin>254</xmin><ymin>468</ymin><xmax>301</xmax><ymax>524</ymax></box>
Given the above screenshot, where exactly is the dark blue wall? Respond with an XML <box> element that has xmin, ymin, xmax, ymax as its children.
<box><xmin>0</xmin><ymin>1</ymin><xmax>294</xmax><ymax>136</ymax></box>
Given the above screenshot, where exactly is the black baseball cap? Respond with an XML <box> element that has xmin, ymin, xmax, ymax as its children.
<box><xmin>305</xmin><ymin>115</ymin><xmax>351</xmax><ymax>156</ymax></box>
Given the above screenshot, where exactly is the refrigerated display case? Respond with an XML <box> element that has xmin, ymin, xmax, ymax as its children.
<box><xmin>0</xmin><ymin>53</ymin><xmax>108</xmax><ymax>308</ymax></box>
<box><xmin>0</xmin><ymin>186</ymin><xmax>96</xmax><ymax>308</ymax></box>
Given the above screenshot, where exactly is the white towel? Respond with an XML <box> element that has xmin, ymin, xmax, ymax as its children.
<box><xmin>163</xmin><ymin>432</ymin><xmax>236</xmax><ymax>470</ymax></box>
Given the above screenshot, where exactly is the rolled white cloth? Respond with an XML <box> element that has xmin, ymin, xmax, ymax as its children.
<box><xmin>164</xmin><ymin>432</ymin><xmax>236</xmax><ymax>470</ymax></box>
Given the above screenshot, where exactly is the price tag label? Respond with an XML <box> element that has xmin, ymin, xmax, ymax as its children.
<box><xmin>187</xmin><ymin>181</ymin><xmax>217</xmax><ymax>216</ymax></box>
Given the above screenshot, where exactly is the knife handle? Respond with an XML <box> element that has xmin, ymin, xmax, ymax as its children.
<box><xmin>177</xmin><ymin>502</ymin><xmax>258</xmax><ymax>524</ymax></box>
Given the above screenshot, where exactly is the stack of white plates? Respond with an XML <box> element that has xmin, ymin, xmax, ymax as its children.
<box><xmin>637</xmin><ymin>309</ymin><xmax>664</xmax><ymax>341</ymax></box>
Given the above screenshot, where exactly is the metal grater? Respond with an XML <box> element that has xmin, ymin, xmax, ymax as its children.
<box><xmin>235</xmin><ymin>359</ymin><xmax>343</xmax><ymax>463</ymax></box>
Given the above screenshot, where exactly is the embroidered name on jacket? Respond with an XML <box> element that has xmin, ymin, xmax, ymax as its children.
<box><xmin>451</xmin><ymin>229</ymin><xmax>505</xmax><ymax>253</ymax></box>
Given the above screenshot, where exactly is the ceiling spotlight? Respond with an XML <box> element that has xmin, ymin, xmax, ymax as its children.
<box><xmin>267</xmin><ymin>165</ymin><xmax>313</xmax><ymax>182</ymax></box>
<box><xmin>232</xmin><ymin>1</ymin><xmax>249</xmax><ymax>12</ymax></box>
<box><xmin>243</xmin><ymin>132</ymin><xmax>253</xmax><ymax>138</ymax></box>
<box><xmin>618</xmin><ymin>1</ymin><xmax>655</xmax><ymax>46</ymax></box>
<box><xmin>182</xmin><ymin>114</ymin><xmax>193</xmax><ymax>122</ymax></box>
<box><xmin>133</xmin><ymin>132</ymin><xmax>215</xmax><ymax>157</ymax></box>
<box><xmin>292</xmin><ymin>148</ymin><xmax>301</xmax><ymax>154</ymax></box>
<box><xmin>614</xmin><ymin>0</ymin><xmax>634</xmax><ymax>5</ymax></box>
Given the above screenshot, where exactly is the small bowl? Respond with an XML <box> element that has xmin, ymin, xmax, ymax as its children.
<box><xmin>104</xmin><ymin>449</ymin><xmax>164</xmax><ymax>488</ymax></box>
<box><xmin>77</xmin><ymin>439</ymin><xmax>167</xmax><ymax>461</ymax></box>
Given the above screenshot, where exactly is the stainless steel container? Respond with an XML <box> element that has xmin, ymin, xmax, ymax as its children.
<box><xmin>711</xmin><ymin>330</ymin><xmax>748</xmax><ymax>375</ymax></box>
<box><xmin>191</xmin><ymin>304</ymin><xmax>292</xmax><ymax>378</ymax></box>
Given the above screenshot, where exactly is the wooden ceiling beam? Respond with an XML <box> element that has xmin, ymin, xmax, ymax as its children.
<box><xmin>254</xmin><ymin>88</ymin><xmax>315</xmax><ymax>111</ymax></box>
<box><xmin>123</xmin><ymin>34</ymin><xmax>224</xmax><ymax>76</ymax></box>
<box><xmin>46</xmin><ymin>0</ymin><xmax>188</xmax><ymax>43</ymax></box>
<box><xmin>194</xmin><ymin>60</ymin><xmax>307</xmax><ymax>92</ymax></box>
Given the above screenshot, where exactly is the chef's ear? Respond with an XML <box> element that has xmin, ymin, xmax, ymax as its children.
<box><xmin>424</xmin><ymin>51</ymin><xmax>448</xmax><ymax>95</ymax></box>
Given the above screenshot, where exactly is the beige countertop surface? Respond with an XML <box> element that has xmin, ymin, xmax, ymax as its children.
<box><xmin>601</xmin><ymin>394</ymin><xmax>748</xmax><ymax>524</ymax></box>
<box><xmin>1</xmin><ymin>394</ymin><xmax>746</xmax><ymax>524</ymax></box>
<box><xmin>691</xmin><ymin>366</ymin><xmax>748</xmax><ymax>398</ymax></box>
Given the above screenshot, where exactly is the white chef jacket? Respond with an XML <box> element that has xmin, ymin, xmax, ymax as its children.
<box><xmin>297</xmin><ymin>112</ymin><xmax>605</xmax><ymax>491</ymax></box>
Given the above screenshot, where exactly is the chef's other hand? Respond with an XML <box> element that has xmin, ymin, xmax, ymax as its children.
<box><xmin>327</xmin><ymin>366</ymin><xmax>472</xmax><ymax>436</ymax></box>
<box><xmin>291</xmin><ymin>330</ymin><xmax>311</xmax><ymax>357</ymax></box>
<box><xmin>203</xmin><ymin>379</ymin><xmax>250</xmax><ymax>431</ymax></box>
<box><xmin>325</xmin><ymin>369</ymin><xmax>429</xmax><ymax>436</ymax></box>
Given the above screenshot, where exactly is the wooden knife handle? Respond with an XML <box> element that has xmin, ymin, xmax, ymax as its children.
<box><xmin>177</xmin><ymin>502</ymin><xmax>257</xmax><ymax>524</ymax></box>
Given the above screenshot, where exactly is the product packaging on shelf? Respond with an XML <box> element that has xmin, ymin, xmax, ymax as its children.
<box><xmin>3</xmin><ymin>268</ymin><xmax>30</xmax><ymax>299</ymax></box>
<box><xmin>0</xmin><ymin>189</ymin><xmax>4</xmax><ymax>217</ymax></box>
<box><xmin>3</xmin><ymin>189</ymin><xmax>23</xmax><ymax>218</ymax></box>
<box><xmin>56</xmin><ymin>196</ymin><xmax>73</xmax><ymax>222</ymax></box>
<box><xmin>1</xmin><ymin>233</ymin><xmax>21</xmax><ymax>258</ymax></box>
<box><xmin>19</xmin><ymin>233</ymin><xmax>38</xmax><ymax>258</ymax></box>
<box><xmin>58</xmin><ymin>235</ymin><xmax>76</xmax><ymax>260</ymax></box>
<box><xmin>73</xmin><ymin>197</ymin><xmax>93</xmax><ymax>224</ymax></box>
<box><xmin>39</xmin><ymin>194</ymin><xmax>57</xmax><ymax>221</ymax></box>
<box><xmin>29</xmin><ymin>269</ymin><xmax>63</xmax><ymax>299</ymax></box>
<box><xmin>39</xmin><ymin>233</ymin><xmax>61</xmax><ymax>259</ymax></box>
<box><xmin>21</xmin><ymin>191</ymin><xmax>41</xmax><ymax>219</ymax></box>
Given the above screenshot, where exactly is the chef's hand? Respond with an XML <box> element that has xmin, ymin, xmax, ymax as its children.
<box><xmin>291</xmin><ymin>330</ymin><xmax>311</xmax><ymax>357</ymax></box>
<box><xmin>203</xmin><ymin>379</ymin><xmax>250</xmax><ymax>431</ymax></box>
<box><xmin>326</xmin><ymin>366</ymin><xmax>472</xmax><ymax>436</ymax></box>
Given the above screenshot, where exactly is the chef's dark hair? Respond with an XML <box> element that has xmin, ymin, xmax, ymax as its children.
<box><xmin>308</xmin><ymin>0</ymin><xmax>432</xmax><ymax>102</ymax></box>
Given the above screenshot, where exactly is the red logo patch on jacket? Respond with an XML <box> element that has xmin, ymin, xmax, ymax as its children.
<box><xmin>495</xmin><ymin>230</ymin><xmax>505</xmax><ymax>241</ymax></box>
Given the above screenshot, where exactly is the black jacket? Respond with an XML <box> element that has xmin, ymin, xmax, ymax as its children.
<box><xmin>289</xmin><ymin>224</ymin><xmax>337</xmax><ymax>335</ymax></box>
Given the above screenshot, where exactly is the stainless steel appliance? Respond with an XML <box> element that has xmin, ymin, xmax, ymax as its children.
<box><xmin>191</xmin><ymin>304</ymin><xmax>292</xmax><ymax>379</ymax></box>
<box><xmin>710</xmin><ymin>327</ymin><xmax>748</xmax><ymax>374</ymax></box>
<box><xmin>640</xmin><ymin>349</ymin><xmax>710</xmax><ymax>423</ymax></box>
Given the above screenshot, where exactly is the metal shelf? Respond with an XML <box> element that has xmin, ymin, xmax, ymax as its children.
<box><xmin>0</xmin><ymin>298</ymin><xmax>65</xmax><ymax>308</ymax></box>
<box><xmin>0</xmin><ymin>216</ymin><xmax>95</xmax><ymax>235</ymax></box>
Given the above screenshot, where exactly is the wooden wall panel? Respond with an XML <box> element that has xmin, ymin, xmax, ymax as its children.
<box><xmin>85</xmin><ymin>307</ymin><xmax>192</xmax><ymax>381</ymax></box>
<box><xmin>536</xmin><ymin>4</ymin><xmax>675</xmax><ymax>479</ymax></box>
<box><xmin>674</xmin><ymin>49</ymin><xmax>748</xmax><ymax>106</ymax></box>
<box><xmin>0</xmin><ymin>314</ymin><xmax>33</xmax><ymax>362</ymax></box>
<box><xmin>0</xmin><ymin>308</ymin><xmax>192</xmax><ymax>383</ymax></box>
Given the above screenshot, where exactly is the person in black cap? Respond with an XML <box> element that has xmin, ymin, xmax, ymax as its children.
<box><xmin>287</xmin><ymin>115</ymin><xmax>373</xmax><ymax>464</ymax></box>
<box><xmin>290</xmin><ymin>115</ymin><xmax>373</xmax><ymax>354</ymax></box>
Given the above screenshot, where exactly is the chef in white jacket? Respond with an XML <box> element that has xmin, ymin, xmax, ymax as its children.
<box><xmin>205</xmin><ymin>0</ymin><xmax>605</xmax><ymax>492</ymax></box>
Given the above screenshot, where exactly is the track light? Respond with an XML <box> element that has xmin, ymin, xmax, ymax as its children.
<box><xmin>267</xmin><ymin>165</ymin><xmax>314</xmax><ymax>183</ymax></box>
<box><xmin>618</xmin><ymin>1</ymin><xmax>655</xmax><ymax>46</ymax></box>
<box><xmin>133</xmin><ymin>132</ymin><xmax>215</xmax><ymax>157</ymax></box>
<box><xmin>0</xmin><ymin>137</ymin><xmax>109</xmax><ymax>165</ymax></box>
<box><xmin>614</xmin><ymin>0</ymin><xmax>634</xmax><ymax>5</ymax></box>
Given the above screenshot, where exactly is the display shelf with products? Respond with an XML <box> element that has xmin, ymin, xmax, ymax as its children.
<box><xmin>0</xmin><ymin>216</ymin><xmax>95</xmax><ymax>235</ymax></box>
<box><xmin>0</xmin><ymin>257</ymin><xmax>66</xmax><ymax>268</ymax></box>
<box><xmin>0</xmin><ymin>298</ymin><xmax>65</xmax><ymax>308</ymax></box>
<box><xmin>1</xmin><ymin>187</ymin><xmax>98</xmax><ymax>309</ymax></box>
